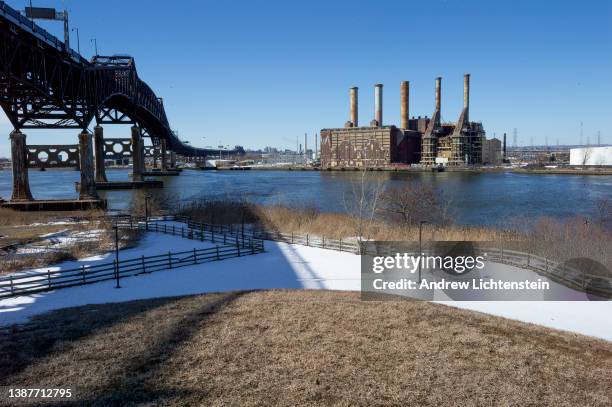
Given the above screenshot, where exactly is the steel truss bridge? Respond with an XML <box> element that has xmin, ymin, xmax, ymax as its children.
<box><xmin>0</xmin><ymin>1</ymin><xmax>235</xmax><ymax>157</ymax></box>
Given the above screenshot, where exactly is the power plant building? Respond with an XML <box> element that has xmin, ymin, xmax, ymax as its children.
<box><xmin>320</xmin><ymin>74</ymin><xmax>489</xmax><ymax>168</ymax></box>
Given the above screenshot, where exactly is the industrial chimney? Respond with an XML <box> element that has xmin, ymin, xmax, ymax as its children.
<box><xmin>463</xmin><ymin>73</ymin><xmax>470</xmax><ymax>121</ymax></box>
<box><xmin>350</xmin><ymin>87</ymin><xmax>358</xmax><ymax>127</ymax></box>
<box><xmin>400</xmin><ymin>81</ymin><xmax>409</xmax><ymax>129</ymax></box>
<box><xmin>435</xmin><ymin>77</ymin><xmax>442</xmax><ymax>113</ymax></box>
<box><xmin>503</xmin><ymin>133</ymin><xmax>507</xmax><ymax>159</ymax></box>
<box><xmin>374</xmin><ymin>83</ymin><xmax>383</xmax><ymax>127</ymax></box>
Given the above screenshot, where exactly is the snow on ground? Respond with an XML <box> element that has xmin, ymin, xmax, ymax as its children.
<box><xmin>1</xmin><ymin>227</ymin><xmax>611</xmax><ymax>341</ymax></box>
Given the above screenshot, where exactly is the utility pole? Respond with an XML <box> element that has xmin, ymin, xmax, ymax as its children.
<box><xmin>597</xmin><ymin>131</ymin><xmax>601</xmax><ymax>146</ymax></box>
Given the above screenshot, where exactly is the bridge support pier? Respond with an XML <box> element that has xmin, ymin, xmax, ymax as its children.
<box><xmin>9</xmin><ymin>130</ymin><xmax>33</xmax><ymax>201</ymax></box>
<box><xmin>170</xmin><ymin>151</ymin><xmax>176</xmax><ymax>169</ymax></box>
<box><xmin>131</xmin><ymin>125</ymin><xmax>144</xmax><ymax>181</ymax></box>
<box><xmin>94</xmin><ymin>125</ymin><xmax>108</xmax><ymax>182</ymax></box>
<box><xmin>78</xmin><ymin>131</ymin><xmax>99</xmax><ymax>200</ymax></box>
<box><xmin>160</xmin><ymin>139</ymin><xmax>168</xmax><ymax>171</ymax></box>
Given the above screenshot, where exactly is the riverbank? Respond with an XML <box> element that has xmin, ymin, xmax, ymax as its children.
<box><xmin>211</xmin><ymin>165</ymin><xmax>612</xmax><ymax>176</ymax></box>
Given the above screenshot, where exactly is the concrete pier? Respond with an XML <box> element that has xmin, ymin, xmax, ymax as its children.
<box><xmin>94</xmin><ymin>125</ymin><xmax>108</xmax><ymax>182</ymax></box>
<box><xmin>170</xmin><ymin>151</ymin><xmax>176</xmax><ymax>169</ymax></box>
<box><xmin>9</xmin><ymin>130</ymin><xmax>33</xmax><ymax>201</ymax></box>
<box><xmin>131</xmin><ymin>125</ymin><xmax>144</xmax><ymax>181</ymax></box>
<box><xmin>161</xmin><ymin>139</ymin><xmax>168</xmax><ymax>171</ymax></box>
<box><xmin>78</xmin><ymin>131</ymin><xmax>99</xmax><ymax>200</ymax></box>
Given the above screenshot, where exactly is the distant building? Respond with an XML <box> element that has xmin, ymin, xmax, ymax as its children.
<box><xmin>320</xmin><ymin>74</ymin><xmax>487</xmax><ymax>168</ymax></box>
<box><xmin>482</xmin><ymin>138</ymin><xmax>502</xmax><ymax>165</ymax></box>
<box><xmin>569</xmin><ymin>146</ymin><xmax>612</xmax><ymax>166</ymax></box>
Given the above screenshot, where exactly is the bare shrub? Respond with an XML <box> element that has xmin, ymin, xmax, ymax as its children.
<box><xmin>379</xmin><ymin>182</ymin><xmax>452</xmax><ymax>227</ymax></box>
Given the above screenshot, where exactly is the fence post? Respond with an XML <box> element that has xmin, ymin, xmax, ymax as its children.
<box><xmin>168</xmin><ymin>252</ymin><xmax>173</xmax><ymax>269</ymax></box>
<box><xmin>216</xmin><ymin>246</ymin><xmax>220</xmax><ymax>261</ymax></box>
<box><xmin>142</xmin><ymin>255</ymin><xmax>146</xmax><ymax>273</ymax></box>
<box><xmin>172</xmin><ymin>225</ymin><xmax>175</xmax><ymax>235</ymax></box>
<box><xmin>194</xmin><ymin>248</ymin><xmax>198</xmax><ymax>264</ymax></box>
<box><xmin>224</xmin><ymin>233</ymin><xmax>226</xmax><ymax>244</ymax></box>
<box><xmin>130</xmin><ymin>217</ymin><xmax>133</xmax><ymax>230</ymax></box>
<box><xmin>212</xmin><ymin>230</ymin><xmax>215</xmax><ymax>244</ymax></box>
<box><xmin>322</xmin><ymin>236</ymin><xmax>325</xmax><ymax>249</ymax></box>
<box><xmin>48</xmin><ymin>269</ymin><xmax>51</xmax><ymax>288</ymax></box>
<box><xmin>237</xmin><ymin>240</ymin><xmax>241</xmax><ymax>257</ymax></box>
<box><xmin>181</xmin><ymin>227</ymin><xmax>184</xmax><ymax>238</ymax></box>
<box><xmin>10</xmin><ymin>275</ymin><xmax>14</xmax><ymax>295</ymax></box>
<box><xmin>251</xmin><ymin>239</ymin><xmax>255</xmax><ymax>254</ymax></box>
<box><xmin>114</xmin><ymin>260</ymin><xmax>120</xmax><ymax>289</ymax></box>
<box><xmin>82</xmin><ymin>265</ymin><xmax>86</xmax><ymax>283</ymax></box>
<box><xmin>200</xmin><ymin>223</ymin><xmax>204</xmax><ymax>241</ymax></box>
<box><xmin>164</xmin><ymin>224</ymin><xmax>167</xmax><ymax>234</ymax></box>
<box><xmin>340</xmin><ymin>238</ymin><xmax>343</xmax><ymax>252</ymax></box>
<box><xmin>306</xmin><ymin>234</ymin><xmax>309</xmax><ymax>246</ymax></box>
<box><xmin>291</xmin><ymin>232</ymin><xmax>294</xmax><ymax>244</ymax></box>
<box><xmin>500</xmin><ymin>241</ymin><xmax>504</xmax><ymax>261</ymax></box>
<box><xmin>545</xmin><ymin>257</ymin><xmax>548</xmax><ymax>272</ymax></box>
<box><xmin>527</xmin><ymin>253</ymin><xmax>530</xmax><ymax>267</ymax></box>
<box><xmin>277</xmin><ymin>230</ymin><xmax>280</xmax><ymax>241</ymax></box>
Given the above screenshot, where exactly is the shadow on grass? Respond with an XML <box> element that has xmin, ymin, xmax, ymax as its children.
<box><xmin>0</xmin><ymin>291</ymin><xmax>243</xmax><ymax>397</ymax></box>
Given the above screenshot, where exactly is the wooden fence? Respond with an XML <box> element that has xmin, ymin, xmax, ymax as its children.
<box><xmin>168</xmin><ymin>216</ymin><xmax>361</xmax><ymax>254</ymax></box>
<box><xmin>0</xmin><ymin>221</ymin><xmax>264</xmax><ymax>299</ymax></box>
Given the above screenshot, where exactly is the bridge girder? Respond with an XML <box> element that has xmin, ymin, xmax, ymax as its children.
<box><xmin>0</xmin><ymin>1</ymin><xmax>240</xmax><ymax>158</ymax></box>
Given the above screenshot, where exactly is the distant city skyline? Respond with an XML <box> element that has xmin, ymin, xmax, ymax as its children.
<box><xmin>1</xmin><ymin>0</ymin><xmax>610</xmax><ymax>157</ymax></box>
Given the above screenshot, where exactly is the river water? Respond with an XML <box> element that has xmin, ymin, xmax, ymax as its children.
<box><xmin>0</xmin><ymin>168</ymin><xmax>610</xmax><ymax>227</ymax></box>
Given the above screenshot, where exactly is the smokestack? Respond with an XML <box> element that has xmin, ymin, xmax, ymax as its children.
<box><xmin>463</xmin><ymin>73</ymin><xmax>470</xmax><ymax>121</ymax></box>
<box><xmin>503</xmin><ymin>133</ymin><xmax>507</xmax><ymax>159</ymax></box>
<box><xmin>350</xmin><ymin>87</ymin><xmax>358</xmax><ymax>127</ymax></box>
<box><xmin>435</xmin><ymin>77</ymin><xmax>441</xmax><ymax>113</ymax></box>
<box><xmin>374</xmin><ymin>83</ymin><xmax>383</xmax><ymax>127</ymax></box>
<box><xmin>304</xmin><ymin>133</ymin><xmax>307</xmax><ymax>156</ymax></box>
<box><xmin>400</xmin><ymin>81</ymin><xmax>409</xmax><ymax>129</ymax></box>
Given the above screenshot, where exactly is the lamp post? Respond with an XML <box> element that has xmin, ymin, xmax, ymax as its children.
<box><xmin>113</xmin><ymin>223</ymin><xmax>121</xmax><ymax>288</ymax></box>
<box><xmin>90</xmin><ymin>38</ymin><xmax>98</xmax><ymax>56</ymax></box>
<box><xmin>71</xmin><ymin>27</ymin><xmax>80</xmax><ymax>54</ymax></box>
<box><xmin>418</xmin><ymin>220</ymin><xmax>427</xmax><ymax>284</ymax></box>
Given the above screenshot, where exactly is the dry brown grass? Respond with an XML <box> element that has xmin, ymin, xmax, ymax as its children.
<box><xmin>0</xmin><ymin>290</ymin><xmax>610</xmax><ymax>406</ymax></box>
<box><xmin>177</xmin><ymin>200</ymin><xmax>514</xmax><ymax>242</ymax></box>
<box><xmin>177</xmin><ymin>200</ymin><xmax>611</xmax><ymax>269</ymax></box>
<box><xmin>0</xmin><ymin>208</ymin><xmax>141</xmax><ymax>274</ymax></box>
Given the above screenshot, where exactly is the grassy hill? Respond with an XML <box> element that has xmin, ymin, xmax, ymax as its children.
<box><xmin>1</xmin><ymin>290</ymin><xmax>610</xmax><ymax>406</ymax></box>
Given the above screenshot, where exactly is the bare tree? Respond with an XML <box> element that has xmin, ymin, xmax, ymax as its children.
<box><xmin>343</xmin><ymin>156</ymin><xmax>385</xmax><ymax>244</ymax></box>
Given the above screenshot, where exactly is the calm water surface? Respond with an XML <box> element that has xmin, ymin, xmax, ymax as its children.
<box><xmin>0</xmin><ymin>168</ymin><xmax>610</xmax><ymax>227</ymax></box>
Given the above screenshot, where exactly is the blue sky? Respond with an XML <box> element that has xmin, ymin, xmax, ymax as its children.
<box><xmin>1</xmin><ymin>0</ymin><xmax>611</xmax><ymax>156</ymax></box>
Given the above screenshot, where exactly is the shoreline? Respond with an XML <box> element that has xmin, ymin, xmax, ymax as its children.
<box><xmin>208</xmin><ymin>166</ymin><xmax>612</xmax><ymax>176</ymax></box>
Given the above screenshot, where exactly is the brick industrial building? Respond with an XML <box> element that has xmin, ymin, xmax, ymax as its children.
<box><xmin>320</xmin><ymin>75</ymin><xmax>493</xmax><ymax>168</ymax></box>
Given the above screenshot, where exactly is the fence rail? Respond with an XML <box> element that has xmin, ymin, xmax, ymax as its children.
<box><xmin>0</xmin><ymin>220</ymin><xmax>264</xmax><ymax>299</ymax></box>
<box><xmin>115</xmin><ymin>216</ymin><xmax>612</xmax><ymax>296</ymax></box>
<box><xmin>158</xmin><ymin>216</ymin><xmax>361</xmax><ymax>254</ymax></box>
